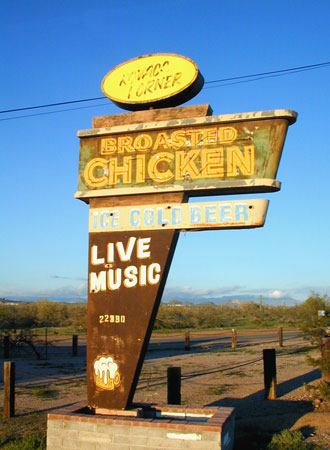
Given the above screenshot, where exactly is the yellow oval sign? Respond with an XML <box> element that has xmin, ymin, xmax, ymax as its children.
<box><xmin>101</xmin><ymin>53</ymin><xmax>204</xmax><ymax>111</ymax></box>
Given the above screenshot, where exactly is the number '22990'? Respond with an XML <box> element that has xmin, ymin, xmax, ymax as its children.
<box><xmin>99</xmin><ymin>315</ymin><xmax>126</xmax><ymax>324</ymax></box>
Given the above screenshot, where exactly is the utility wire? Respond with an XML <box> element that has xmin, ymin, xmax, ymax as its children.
<box><xmin>0</xmin><ymin>102</ymin><xmax>110</xmax><ymax>122</ymax></box>
<box><xmin>203</xmin><ymin>61</ymin><xmax>330</xmax><ymax>85</ymax></box>
<box><xmin>204</xmin><ymin>65</ymin><xmax>330</xmax><ymax>89</ymax></box>
<box><xmin>0</xmin><ymin>96</ymin><xmax>106</xmax><ymax>114</ymax></box>
<box><xmin>1</xmin><ymin>61</ymin><xmax>329</xmax><ymax>119</ymax></box>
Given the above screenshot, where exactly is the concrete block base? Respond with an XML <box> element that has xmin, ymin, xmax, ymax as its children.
<box><xmin>47</xmin><ymin>402</ymin><xmax>234</xmax><ymax>449</ymax></box>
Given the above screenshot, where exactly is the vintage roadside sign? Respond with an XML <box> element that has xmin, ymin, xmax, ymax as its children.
<box><xmin>75</xmin><ymin>58</ymin><xmax>297</xmax><ymax>412</ymax></box>
<box><xmin>101</xmin><ymin>53</ymin><xmax>204</xmax><ymax>111</ymax></box>
<box><xmin>75</xmin><ymin>109</ymin><xmax>297</xmax><ymax>202</ymax></box>
<box><xmin>89</xmin><ymin>199</ymin><xmax>269</xmax><ymax>232</ymax></box>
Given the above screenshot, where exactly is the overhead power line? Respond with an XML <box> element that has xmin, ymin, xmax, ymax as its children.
<box><xmin>0</xmin><ymin>102</ymin><xmax>110</xmax><ymax>122</ymax></box>
<box><xmin>0</xmin><ymin>96</ymin><xmax>106</xmax><ymax>114</ymax></box>
<box><xmin>203</xmin><ymin>65</ymin><xmax>330</xmax><ymax>89</ymax></box>
<box><xmin>203</xmin><ymin>61</ymin><xmax>330</xmax><ymax>85</ymax></box>
<box><xmin>0</xmin><ymin>61</ymin><xmax>329</xmax><ymax>119</ymax></box>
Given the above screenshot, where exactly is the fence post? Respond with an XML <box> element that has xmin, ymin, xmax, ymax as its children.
<box><xmin>72</xmin><ymin>335</ymin><xmax>78</xmax><ymax>357</ymax></box>
<box><xmin>185</xmin><ymin>331</ymin><xmax>190</xmax><ymax>351</ymax></box>
<box><xmin>167</xmin><ymin>367</ymin><xmax>181</xmax><ymax>405</ymax></box>
<box><xmin>3</xmin><ymin>335</ymin><xmax>10</xmax><ymax>359</ymax></box>
<box><xmin>321</xmin><ymin>337</ymin><xmax>330</xmax><ymax>383</ymax></box>
<box><xmin>263</xmin><ymin>349</ymin><xmax>277</xmax><ymax>400</ymax></box>
<box><xmin>3</xmin><ymin>361</ymin><xmax>15</xmax><ymax>418</ymax></box>
<box><xmin>231</xmin><ymin>329</ymin><xmax>237</xmax><ymax>349</ymax></box>
<box><xmin>278</xmin><ymin>327</ymin><xmax>283</xmax><ymax>347</ymax></box>
<box><xmin>45</xmin><ymin>327</ymin><xmax>48</xmax><ymax>360</ymax></box>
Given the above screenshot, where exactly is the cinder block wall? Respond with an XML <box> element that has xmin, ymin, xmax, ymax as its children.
<box><xmin>47</xmin><ymin>403</ymin><xmax>234</xmax><ymax>450</ymax></box>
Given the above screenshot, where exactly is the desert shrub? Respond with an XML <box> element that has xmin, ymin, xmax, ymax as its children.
<box><xmin>1</xmin><ymin>329</ymin><xmax>44</xmax><ymax>359</ymax></box>
<box><xmin>2</xmin><ymin>298</ymin><xmax>306</xmax><ymax>334</ymax></box>
<box><xmin>31</xmin><ymin>385</ymin><xmax>59</xmax><ymax>399</ymax></box>
<box><xmin>154</xmin><ymin>302</ymin><xmax>303</xmax><ymax>330</ymax></box>
<box><xmin>297</xmin><ymin>294</ymin><xmax>330</xmax><ymax>346</ymax></box>
<box><xmin>305</xmin><ymin>380</ymin><xmax>330</xmax><ymax>410</ymax></box>
<box><xmin>0</xmin><ymin>300</ymin><xmax>87</xmax><ymax>332</ymax></box>
<box><xmin>1</xmin><ymin>432</ymin><xmax>46</xmax><ymax>450</ymax></box>
<box><xmin>298</xmin><ymin>293</ymin><xmax>330</xmax><ymax>405</ymax></box>
<box><xmin>267</xmin><ymin>429</ymin><xmax>315</xmax><ymax>450</ymax></box>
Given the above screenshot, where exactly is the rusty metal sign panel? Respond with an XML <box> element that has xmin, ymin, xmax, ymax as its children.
<box><xmin>87</xmin><ymin>229</ymin><xmax>178</xmax><ymax>410</ymax></box>
<box><xmin>89</xmin><ymin>199</ymin><xmax>269</xmax><ymax>232</ymax></box>
<box><xmin>75</xmin><ymin>110</ymin><xmax>297</xmax><ymax>201</ymax></box>
<box><xmin>101</xmin><ymin>53</ymin><xmax>204</xmax><ymax>111</ymax></box>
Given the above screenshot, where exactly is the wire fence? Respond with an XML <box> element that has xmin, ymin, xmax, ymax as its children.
<box><xmin>0</xmin><ymin>328</ymin><xmax>302</xmax><ymax>388</ymax></box>
<box><xmin>1</xmin><ymin>329</ymin><xmax>310</xmax><ymax>419</ymax></box>
<box><xmin>0</xmin><ymin>328</ymin><xmax>299</xmax><ymax>360</ymax></box>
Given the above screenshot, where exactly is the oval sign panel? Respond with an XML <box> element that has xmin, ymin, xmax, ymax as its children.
<box><xmin>101</xmin><ymin>53</ymin><xmax>204</xmax><ymax>111</ymax></box>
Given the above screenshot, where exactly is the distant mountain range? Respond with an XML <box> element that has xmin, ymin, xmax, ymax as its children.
<box><xmin>163</xmin><ymin>294</ymin><xmax>299</xmax><ymax>307</ymax></box>
<box><xmin>0</xmin><ymin>296</ymin><xmax>86</xmax><ymax>304</ymax></box>
<box><xmin>1</xmin><ymin>293</ymin><xmax>299</xmax><ymax>306</ymax></box>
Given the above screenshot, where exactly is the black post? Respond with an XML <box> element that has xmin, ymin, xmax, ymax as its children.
<box><xmin>321</xmin><ymin>337</ymin><xmax>330</xmax><ymax>383</ymax></box>
<box><xmin>167</xmin><ymin>367</ymin><xmax>181</xmax><ymax>405</ymax></box>
<box><xmin>72</xmin><ymin>335</ymin><xmax>78</xmax><ymax>357</ymax></box>
<box><xmin>231</xmin><ymin>329</ymin><xmax>237</xmax><ymax>349</ymax></box>
<box><xmin>263</xmin><ymin>349</ymin><xmax>277</xmax><ymax>400</ymax></box>
<box><xmin>4</xmin><ymin>335</ymin><xmax>10</xmax><ymax>359</ymax></box>
<box><xmin>45</xmin><ymin>327</ymin><xmax>48</xmax><ymax>360</ymax></box>
<box><xmin>185</xmin><ymin>331</ymin><xmax>190</xmax><ymax>351</ymax></box>
<box><xmin>278</xmin><ymin>327</ymin><xmax>283</xmax><ymax>347</ymax></box>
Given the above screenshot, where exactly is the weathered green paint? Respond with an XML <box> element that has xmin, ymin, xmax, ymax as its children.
<box><xmin>75</xmin><ymin>109</ymin><xmax>297</xmax><ymax>200</ymax></box>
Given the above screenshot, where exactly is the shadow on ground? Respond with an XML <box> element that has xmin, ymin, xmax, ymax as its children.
<box><xmin>208</xmin><ymin>369</ymin><xmax>320</xmax><ymax>450</ymax></box>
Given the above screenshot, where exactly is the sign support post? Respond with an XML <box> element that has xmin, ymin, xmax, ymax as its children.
<box><xmin>87</xmin><ymin>192</ymin><xmax>186</xmax><ymax>410</ymax></box>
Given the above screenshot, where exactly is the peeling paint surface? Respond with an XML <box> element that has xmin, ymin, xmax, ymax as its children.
<box><xmin>76</xmin><ymin>110</ymin><xmax>296</xmax><ymax>200</ymax></box>
<box><xmin>88</xmin><ymin>199</ymin><xmax>269</xmax><ymax>232</ymax></box>
<box><xmin>166</xmin><ymin>432</ymin><xmax>202</xmax><ymax>441</ymax></box>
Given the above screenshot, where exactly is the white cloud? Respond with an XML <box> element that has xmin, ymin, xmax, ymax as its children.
<box><xmin>162</xmin><ymin>285</ymin><xmax>244</xmax><ymax>302</ymax></box>
<box><xmin>163</xmin><ymin>284</ymin><xmax>330</xmax><ymax>303</ymax></box>
<box><xmin>268</xmin><ymin>290</ymin><xmax>284</xmax><ymax>298</ymax></box>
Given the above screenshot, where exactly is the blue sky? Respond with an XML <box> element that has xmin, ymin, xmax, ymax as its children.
<box><xmin>1</xmin><ymin>1</ymin><xmax>329</xmax><ymax>303</ymax></box>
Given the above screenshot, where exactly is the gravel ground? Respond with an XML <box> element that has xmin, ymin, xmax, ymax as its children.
<box><xmin>1</xmin><ymin>332</ymin><xmax>330</xmax><ymax>449</ymax></box>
